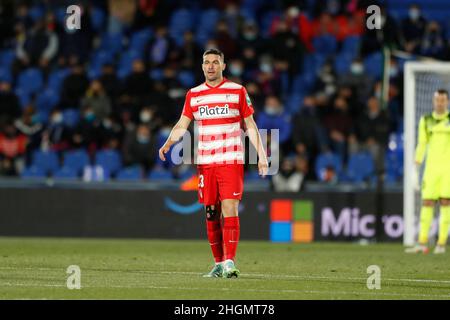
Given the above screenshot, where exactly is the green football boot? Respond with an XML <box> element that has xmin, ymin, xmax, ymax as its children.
<box><xmin>202</xmin><ymin>263</ymin><xmax>223</xmax><ymax>278</ymax></box>
<box><xmin>222</xmin><ymin>260</ymin><xmax>240</xmax><ymax>278</ymax></box>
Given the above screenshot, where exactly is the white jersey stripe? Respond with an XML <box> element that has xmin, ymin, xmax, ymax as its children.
<box><xmin>219</xmin><ymin>82</ymin><xmax>243</xmax><ymax>90</ymax></box>
<box><xmin>190</xmin><ymin>94</ymin><xmax>240</xmax><ymax>107</ymax></box>
<box><xmin>198</xmin><ymin>137</ymin><xmax>242</xmax><ymax>150</ymax></box>
<box><xmin>197</xmin><ymin>152</ymin><xmax>244</xmax><ymax>165</ymax></box>
<box><xmin>198</xmin><ymin>122</ymin><xmax>240</xmax><ymax>135</ymax></box>
<box><xmin>190</xmin><ymin>84</ymin><xmax>209</xmax><ymax>93</ymax></box>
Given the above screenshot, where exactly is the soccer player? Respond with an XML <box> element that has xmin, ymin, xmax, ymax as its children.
<box><xmin>405</xmin><ymin>89</ymin><xmax>450</xmax><ymax>254</ymax></box>
<box><xmin>158</xmin><ymin>49</ymin><xmax>269</xmax><ymax>277</ymax></box>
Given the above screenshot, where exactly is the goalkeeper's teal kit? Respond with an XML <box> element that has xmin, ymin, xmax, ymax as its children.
<box><xmin>415</xmin><ymin>111</ymin><xmax>450</xmax><ymax>200</ymax></box>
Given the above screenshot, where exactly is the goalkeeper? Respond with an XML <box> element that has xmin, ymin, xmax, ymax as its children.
<box><xmin>406</xmin><ymin>89</ymin><xmax>450</xmax><ymax>254</ymax></box>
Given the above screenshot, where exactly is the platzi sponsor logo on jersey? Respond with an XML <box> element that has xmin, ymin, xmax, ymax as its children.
<box><xmin>198</xmin><ymin>104</ymin><xmax>230</xmax><ymax>117</ymax></box>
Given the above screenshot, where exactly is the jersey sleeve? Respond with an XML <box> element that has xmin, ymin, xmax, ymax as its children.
<box><xmin>240</xmin><ymin>87</ymin><xmax>255</xmax><ymax>119</ymax></box>
<box><xmin>415</xmin><ymin>116</ymin><xmax>428</xmax><ymax>164</ymax></box>
<box><xmin>181</xmin><ymin>90</ymin><xmax>194</xmax><ymax>120</ymax></box>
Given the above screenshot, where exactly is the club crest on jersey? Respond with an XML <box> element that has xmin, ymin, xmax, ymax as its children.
<box><xmin>198</xmin><ymin>104</ymin><xmax>230</xmax><ymax>117</ymax></box>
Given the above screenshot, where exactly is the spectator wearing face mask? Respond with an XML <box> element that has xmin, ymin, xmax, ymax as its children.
<box><xmin>81</xmin><ymin>80</ymin><xmax>112</xmax><ymax>121</ymax></box>
<box><xmin>14</xmin><ymin>106</ymin><xmax>43</xmax><ymax>157</ymax></box>
<box><xmin>338</xmin><ymin>58</ymin><xmax>374</xmax><ymax>104</ymax></box>
<box><xmin>123</xmin><ymin>124</ymin><xmax>156</xmax><ymax>174</ymax></box>
<box><xmin>41</xmin><ymin>110</ymin><xmax>71</xmax><ymax>152</ymax></box>
<box><xmin>71</xmin><ymin>106</ymin><xmax>101</xmax><ymax>152</ymax></box>
<box><xmin>401</xmin><ymin>4</ymin><xmax>427</xmax><ymax>54</ymax></box>
<box><xmin>256</xmin><ymin>95</ymin><xmax>292</xmax><ymax>153</ymax></box>
<box><xmin>272</xmin><ymin>154</ymin><xmax>312</xmax><ymax>192</ymax></box>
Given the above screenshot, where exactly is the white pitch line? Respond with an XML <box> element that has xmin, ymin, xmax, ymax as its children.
<box><xmin>1</xmin><ymin>282</ymin><xmax>450</xmax><ymax>299</ymax></box>
<box><xmin>2</xmin><ymin>267</ymin><xmax>450</xmax><ymax>285</ymax></box>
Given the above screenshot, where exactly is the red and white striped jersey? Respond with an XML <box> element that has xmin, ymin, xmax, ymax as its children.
<box><xmin>182</xmin><ymin>78</ymin><xmax>254</xmax><ymax>166</ymax></box>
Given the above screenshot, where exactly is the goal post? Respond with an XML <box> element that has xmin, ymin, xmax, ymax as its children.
<box><xmin>403</xmin><ymin>61</ymin><xmax>450</xmax><ymax>246</ymax></box>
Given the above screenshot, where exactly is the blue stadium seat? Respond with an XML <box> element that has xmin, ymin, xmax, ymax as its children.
<box><xmin>312</xmin><ymin>35</ymin><xmax>338</xmax><ymax>56</ymax></box>
<box><xmin>32</xmin><ymin>150</ymin><xmax>60</xmax><ymax>175</ymax></box>
<box><xmin>334</xmin><ymin>53</ymin><xmax>354</xmax><ymax>75</ymax></box>
<box><xmin>148</xmin><ymin>167</ymin><xmax>173</xmax><ymax>180</ymax></box>
<box><xmin>28</xmin><ymin>5</ymin><xmax>45</xmax><ymax>22</ymax></box>
<box><xmin>90</xmin><ymin>7</ymin><xmax>106</xmax><ymax>32</ymax></box>
<box><xmin>117</xmin><ymin>50</ymin><xmax>143</xmax><ymax>79</ymax></box>
<box><xmin>14</xmin><ymin>88</ymin><xmax>31</xmax><ymax>109</ymax></box>
<box><xmin>341</xmin><ymin>36</ymin><xmax>361</xmax><ymax>57</ymax></box>
<box><xmin>315</xmin><ymin>152</ymin><xmax>343</xmax><ymax>182</ymax></box>
<box><xmin>245</xmin><ymin>169</ymin><xmax>261</xmax><ymax>181</ymax></box>
<box><xmin>0</xmin><ymin>49</ymin><xmax>15</xmax><ymax>69</ymax></box>
<box><xmin>17</xmin><ymin>68</ymin><xmax>44</xmax><ymax>94</ymax></box>
<box><xmin>169</xmin><ymin>9</ymin><xmax>194</xmax><ymax>46</ymax></box>
<box><xmin>53</xmin><ymin>166</ymin><xmax>79</xmax><ymax>180</ymax></box>
<box><xmin>177</xmin><ymin>70</ymin><xmax>195</xmax><ymax>88</ymax></box>
<box><xmin>150</xmin><ymin>68</ymin><xmax>164</xmax><ymax>81</ymax></box>
<box><xmin>364</xmin><ymin>52</ymin><xmax>383</xmax><ymax>80</ymax></box>
<box><xmin>95</xmin><ymin>149</ymin><xmax>122</xmax><ymax>175</ymax></box>
<box><xmin>346</xmin><ymin>152</ymin><xmax>375</xmax><ymax>182</ymax></box>
<box><xmin>98</xmin><ymin>32</ymin><xmax>124</xmax><ymax>55</ymax></box>
<box><xmin>116</xmin><ymin>166</ymin><xmax>143</xmax><ymax>181</ymax></box>
<box><xmin>195</xmin><ymin>9</ymin><xmax>220</xmax><ymax>45</ymax></box>
<box><xmin>385</xmin><ymin>149</ymin><xmax>403</xmax><ymax>182</ymax></box>
<box><xmin>286</xmin><ymin>93</ymin><xmax>305</xmax><ymax>114</ymax></box>
<box><xmin>36</xmin><ymin>89</ymin><xmax>60</xmax><ymax>113</ymax></box>
<box><xmin>129</xmin><ymin>28</ymin><xmax>153</xmax><ymax>52</ymax></box>
<box><xmin>47</xmin><ymin>68</ymin><xmax>70</xmax><ymax>92</ymax></box>
<box><xmin>63</xmin><ymin>149</ymin><xmax>90</xmax><ymax>174</ymax></box>
<box><xmin>0</xmin><ymin>67</ymin><xmax>12</xmax><ymax>83</ymax></box>
<box><xmin>21</xmin><ymin>165</ymin><xmax>47</xmax><ymax>179</ymax></box>
<box><xmin>62</xmin><ymin>109</ymin><xmax>80</xmax><ymax>128</ymax></box>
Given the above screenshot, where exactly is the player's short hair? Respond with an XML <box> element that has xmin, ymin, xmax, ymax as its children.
<box><xmin>203</xmin><ymin>49</ymin><xmax>225</xmax><ymax>62</ymax></box>
<box><xmin>435</xmin><ymin>89</ymin><xmax>449</xmax><ymax>98</ymax></box>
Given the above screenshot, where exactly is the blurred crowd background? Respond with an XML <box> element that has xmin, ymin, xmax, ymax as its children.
<box><xmin>0</xmin><ymin>0</ymin><xmax>449</xmax><ymax>190</ymax></box>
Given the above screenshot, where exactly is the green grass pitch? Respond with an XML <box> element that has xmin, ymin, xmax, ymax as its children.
<box><xmin>1</xmin><ymin>237</ymin><xmax>450</xmax><ymax>300</ymax></box>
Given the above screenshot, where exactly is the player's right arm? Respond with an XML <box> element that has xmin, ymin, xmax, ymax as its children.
<box><xmin>159</xmin><ymin>90</ymin><xmax>194</xmax><ymax>161</ymax></box>
<box><xmin>158</xmin><ymin>115</ymin><xmax>191</xmax><ymax>161</ymax></box>
<box><xmin>415</xmin><ymin>116</ymin><xmax>428</xmax><ymax>165</ymax></box>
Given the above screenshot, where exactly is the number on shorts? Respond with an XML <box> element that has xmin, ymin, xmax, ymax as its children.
<box><xmin>198</xmin><ymin>174</ymin><xmax>204</xmax><ymax>188</ymax></box>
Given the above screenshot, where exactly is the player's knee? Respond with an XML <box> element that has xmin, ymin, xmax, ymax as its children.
<box><xmin>205</xmin><ymin>205</ymin><xmax>219</xmax><ymax>221</ymax></box>
<box><xmin>221</xmin><ymin>201</ymin><xmax>238</xmax><ymax>217</ymax></box>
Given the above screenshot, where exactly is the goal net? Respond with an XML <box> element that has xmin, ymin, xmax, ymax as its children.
<box><xmin>403</xmin><ymin>61</ymin><xmax>450</xmax><ymax>246</ymax></box>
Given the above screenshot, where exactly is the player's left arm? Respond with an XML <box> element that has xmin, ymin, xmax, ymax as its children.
<box><xmin>244</xmin><ymin>114</ymin><xmax>269</xmax><ymax>177</ymax></box>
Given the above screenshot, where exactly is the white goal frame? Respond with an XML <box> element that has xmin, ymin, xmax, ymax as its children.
<box><xmin>403</xmin><ymin>61</ymin><xmax>450</xmax><ymax>246</ymax></box>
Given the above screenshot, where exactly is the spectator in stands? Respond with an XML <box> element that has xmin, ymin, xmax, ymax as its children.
<box><xmin>269</xmin><ymin>19</ymin><xmax>304</xmax><ymax>77</ymax></box>
<box><xmin>272</xmin><ymin>155</ymin><xmax>308</xmax><ymax>192</ymax></box>
<box><xmin>122</xmin><ymin>59</ymin><xmax>153</xmax><ymax>106</ymax></box>
<box><xmin>227</xmin><ymin>58</ymin><xmax>245</xmax><ymax>83</ymax></box>
<box><xmin>139</xmin><ymin>105</ymin><xmax>161</xmax><ymax>133</ymax></box>
<box><xmin>0</xmin><ymin>123</ymin><xmax>27</xmax><ymax>176</ymax></box>
<box><xmin>123</xmin><ymin>124</ymin><xmax>156</xmax><ymax>174</ymax></box>
<box><xmin>99</xmin><ymin>64</ymin><xmax>121</xmax><ymax>101</ymax></box>
<box><xmin>81</xmin><ymin>80</ymin><xmax>112</xmax><ymax>121</ymax></box>
<box><xmin>15</xmin><ymin>17</ymin><xmax>59</xmax><ymax>72</ymax></box>
<box><xmin>40</xmin><ymin>109</ymin><xmax>71</xmax><ymax>152</ymax></box>
<box><xmin>420</xmin><ymin>21</ymin><xmax>446</xmax><ymax>59</ymax></box>
<box><xmin>338</xmin><ymin>58</ymin><xmax>374</xmax><ymax>104</ymax></box>
<box><xmin>0</xmin><ymin>81</ymin><xmax>21</xmax><ymax>129</ymax></box>
<box><xmin>176</xmin><ymin>31</ymin><xmax>202</xmax><ymax>72</ymax></box>
<box><xmin>60</xmin><ymin>63</ymin><xmax>90</xmax><ymax>109</ymax></box>
<box><xmin>57</xmin><ymin>5</ymin><xmax>94</xmax><ymax>64</ymax></box>
<box><xmin>14</xmin><ymin>106</ymin><xmax>43</xmax><ymax>156</ymax></box>
<box><xmin>360</xmin><ymin>7</ymin><xmax>402</xmax><ymax>57</ymax></box>
<box><xmin>97</xmin><ymin>115</ymin><xmax>123</xmax><ymax>150</ymax></box>
<box><xmin>323</xmin><ymin>96</ymin><xmax>354</xmax><ymax>162</ymax></box>
<box><xmin>256</xmin><ymin>95</ymin><xmax>292</xmax><ymax>153</ymax></box>
<box><xmin>351</xmin><ymin>96</ymin><xmax>390</xmax><ymax>173</ymax></box>
<box><xmin>71</xmin><ymin>106</ymin><xmax>101</xmax><ymax>152</ymax></box>
<box><xmin>292</xmin><ymin>96</ymin><xmax>327</xmax><ymax>173</ymax></box>
<box><xmin>401</xmin><ymin>4</ymin><xmax>427</xmax><ymax>54</ymax></box>
<box><xmin>215</xmin><ymin>19</ymin><xmax>238</xmax><ymax>59</ymax></box>
<box><xmin>149</xmin><ymin>25</ymin><xmax>173</xmax><ymax>68</ymax></box>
